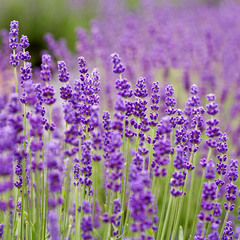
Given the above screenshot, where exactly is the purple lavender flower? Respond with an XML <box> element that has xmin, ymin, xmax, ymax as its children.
<box><xmin>9</xmin><ymin>20</ymin><xmax>19</xmax><ymax>50</ymax></box>
<box><xmin>111</xmin><ymin>53</ymin><xmax>125</xmax><ymax>74</ymax></box>
<box><xmin>58</xmin><ymin>61</ymin><xmax>70</xmax><ymax>83</ymax></box>
<box><xmin>40</xmin><ymin>54</ymin><xmax>52</xmax><ymax>82</ymax></box>
<box><xmin>48</xmin><ymin>210</ymin><xmax>60</xmax><ymax>240</ymax></box>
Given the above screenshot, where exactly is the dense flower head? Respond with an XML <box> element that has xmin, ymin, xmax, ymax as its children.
<box><xmin>81</xmin><ymin>216</ymin><xmax>93</xmax><ymax>239</ymax></box>
<box><xmin>58</xmin><ymin>60</ymin><xmax>70</xmax><ymax>83</ymax></box>
<box><xmin>48</xmin><ymin>210</ymin><xmax>60</xmax><ymax>240</ymax></box>
<box><xmin>115</xmin><ymin>78</ymin><xmax>133</xmax><ymax>98</ymax></box>
<box><xmin>111</xmin><ymin>53</ymin><xmax>125</xmax><ymax>74</ymax></box>
<box><xmin>19</xmin><ymin>35</ymin><xmax>30</xmax><ymax>49</ymax></box>
<box><xmin>20</xmin><ymin>64</ymin><xmax>32</xmax><ymax>81</ymax></box>
<box><xmin>9</xmin><ymin>20</ymin><xmax>19</xmax><ymax>49</ymax></box>
<box><xmin>40</xmin><ymin>54</ymin><xmax>52</xmax><ymax>82</ymax></box>
<box><xmin>49</xmin><ymin>172</ymin><xmax>62</xmax><ymax>192</ymax></box>
<box><xmin>9</xmin><ymin>53</ymin><xmax>19</xmax><ymax>67</ymax></box>
<box><xmin>19</xmin><ymin>50</ymin><xmax>31</xmax><ymax>61</ymax></box>
<box><xmin>222</xmin><ymin>221</ymin><xmax>233</xmax><ymax>239</ymax></box>
<box><xmin>42</xmin><ymin>85</ymin><xmax>56</xmax><ymax>105</ymax></box>
<box><xmin>78</xmin><ymin>56</ymin><xmax>88</xmax><ymax>74</ymax></box>
<box><xmin>206</xmin><ymin>94</ymin><xmax>219</xmax><ymax>116</ymax></box>
<box><xmin>60</xmin><ymin>84</ymin><xmax>72</xmax><ymax>101</ymax></box>
<box><xmin>134</xmin><ymin>77</ymin><xmax>148</xmax><ymax>98</ymax></box>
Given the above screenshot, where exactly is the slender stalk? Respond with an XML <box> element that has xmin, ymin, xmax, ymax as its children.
<box><xmin>75</xmin><ymin>186</ymin><xmax>79</xmax><ymax>240</ymax></box>
<box><xmin>190</xmin><ymin>148</ymin><xmax>212</xmax><ymax>240</ymax></box>
<box><xmin>156</xmin><ymin>155</ymin><xmax>172</xmax><ymax>238</ymax></box>
<box><xmin>21</xmin><ymin>104</ymin><xmax>27</xmax><ymax>240</ymax></box>
<box><xmin>219</xmin><ymin>210</ymin><xmax>230</xmax><ymax>238</ymax></box>
<box><xmin>170</xmin><ymin>170</ymin><xmax>189</xmax><ymax>240</ymax></box>
<box><xmin>4</xmin><ymin>192</ymin><xmax>11</xmax><ymax>239</ymax></box>
<box><xmin>160</xmin><ymin>194</ymin><xmax>173</xmax><ymax>240</ymax></box>
<box><xmin>120</xmin><ymin>117</ymin><xmax>126</xmax><ymax>210</ymax></box>
<box><xmin>183</xmin><ymin>151</ymin><xmax>197</xmax><ymax>238</ymax></box>
<box><xmin>120</xmin><ymin>138</ymin><xmax>130</xmax><ymax>233</ymax></box>
<box><xmin>35</xmin><ymin>151</ymin><xmax>41</xmax><ymax>238</ymax></box>
<box><xmin>92</xmin><ymin>161</ymin><xmax>97</xmax><ymax>223</ymax></box>
<box><xmin>122</xmin><ymin>198</ymin><xmax>131</xmax><ymax>238</ymax></box>
<box><xmin>13</xmin><ymin>189</ymin><xmax>20</xmax><ymax>238</ymax></box>
<box><xmin>166</xmin><ymin>197</ymin><xmax>178</xmax><ymax>240</ymax></box>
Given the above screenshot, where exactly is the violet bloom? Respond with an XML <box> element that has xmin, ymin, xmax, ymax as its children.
<box><xmin>42</xmin><ymin>85</ymin><xmax>56</xmax><ymax>105</ymax></box>
<box><xmin>195</xmin><ymin>182</ymin><xmax>217</xmax><ymax>239</ymax></box>
<box><xmin>81</xmin><ymin>215</ymin><xmax>93</xmax><ymax>240</ymax></box>
<box><xmin>215</xmin><ymin>133</ymin><xmax>228</xmax><ymax>188</ymax></box>
<box><xmin>149</xmin><ymin>81</ymin><xmax>160</xmax><ymax>128</ymax></box>
<box><xmin>80</xmin><ymin>140</ymin><xmax>93</xmax><ymax>195</ymax></box>
<box><xmin>9</xmin><ymin>20</ymin><xmax>19</xmax><ymax>50</ymax></box>
<box><xmin>205</xmin><ymin>94</ymin><xmax>220</xmax><ymax>149</ymax></box>
<box><xmin>104</xmin><ymin>132</ymin><xmax>124</xmax><ymax>192</ymax></box>
<box><xmin>48</xmin><ymin>210</ymin><xmax>60</xmax><ymax>240</ymax></box>
<box><xmin>111</xmin><ymin>53</ymin><xmax>125</xmax><ymax>75</ymax></box>
<box><xmin>128</xmin><ymin>164</ymin><xmax>157</xmax><ymax>238</ymax></box>
<box><xmin>0</xmin><ymin>224</ymin><xmax>3</xmax><ymax>239</ymax></box>
<box><xmin>19</xmin><ymin>35</ymin><xmax>32</xmax><ymax>83</ymax></box>
<box><xmin>170</xmin><ymin>146</ymin><xmax>187</xmax><ymax>197</ymax></box>
<box><xmin>9</xmin><ymin>20</ymin><xmax>19</xmax><ymax>67</ymax></box>
<box><xmin>152</xmin><ymin>117</ymin><xmax>172</xmax><ymax>177</ymax></box>
<box><xmin>20</xmin><ymin>79</ymin><xmax>37</xmax><ymax>106</ymax></box>
<box><xmin>40</xmin><ymin>54</ymin><xmax>52</xmax><ymax>82</ymax></box>
<box><xmin>58</xmin><ymin>61</ymin><xmax>70</xmax><ymax>83</ymax></box>
<box><xmin>222</xmin><ymin>221</ymin><xmax>233</xmax><ymax>239</ymax></box>
<box><xmin>224</xmin><ymin>159</ymin><xmax>238</xmax><ymax>212</ymax></box>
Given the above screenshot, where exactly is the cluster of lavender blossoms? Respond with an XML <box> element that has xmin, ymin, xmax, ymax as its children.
<box><xmin>0</xmin><ymin>17</ymin><xmax>240</xmax><ymax>240</ymax></box>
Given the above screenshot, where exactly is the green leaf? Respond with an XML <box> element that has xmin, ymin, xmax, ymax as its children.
<box><xmin>179</xmin><ymin>226</ymin><xmax>183</xmax><ymax>240</ymax></box>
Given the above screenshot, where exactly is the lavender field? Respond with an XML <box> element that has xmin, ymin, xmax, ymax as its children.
<box><xmin>0</xmin><ymin>0</ymin><xmax>240</xmax><ymax>239</ymax></box>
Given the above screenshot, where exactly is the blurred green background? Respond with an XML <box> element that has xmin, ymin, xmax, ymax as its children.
<box><xmin>0</xmin><ymin>0</ymin><xmax>141</xmax><ymax>66</ymax></box>
<box><xmin>0</xmin><ymin>0</ymin><xmax>220</xmax><ymax>66</ymax></box>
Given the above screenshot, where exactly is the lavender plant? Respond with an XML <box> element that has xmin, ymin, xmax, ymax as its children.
<box><xmin>0</xmin><ymin>16</ymin><xmax>240</xmax><ymax>240</ymax></box>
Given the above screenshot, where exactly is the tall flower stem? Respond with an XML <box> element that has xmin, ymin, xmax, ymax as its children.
<box><xmin>157</xmin><ymin>130</ymin><xmax>175</xmax><ymax>239</ymax></box>
<box><xmin>120</xmin><ymin>138</ymin><xmax>130</xmax><ymax>233</ymax></box>
<box><xmin>190</xmin><ymin>148</ymin><xmax>212</xmax><ymax>240</ymax></box>
<box><xmin>75</xmin><ymin>186</ymin><xmax>79</xmax><ymax>240</ymax></box>
<box><xmin>13</xmin><ymin>189</ymin><xmax>20</xmax><ymax>237</ymax></box>
<box><xmin>21</xmin><ymin>103</ymin><xmax>27</xmax><ymax>240</ymax></box>
<box><xmin>160</xmin><ymin>194</ymin><xmax>173</xmax><ymax>240</ymax></box>
<box><xmin>120</xmin><ymin>118</ymin><xmax>126</xmax><ymax>211</ymax></box>
<box><xmin>183</xmin><ymin>151</ymin><xmax>197</xmax><ymax>238</ymax></box>
<box><xmin>166</xmin><ymin>197</ymin><xmax>178</xmax><ymax>240</ymax></box>
<box><xmin>219</xmin><ymin>209</ymin><xmax>230</xmax><ymax>238</ymax></box>
<box><xmin>35</xmin><ymin>151</ymin><xmax>41</xmax><ymax>238</ymax></box>
<box><xmin>170</xmin><ymin>168</ymin><xmax>190</xmax><ymax>240</ymax></box>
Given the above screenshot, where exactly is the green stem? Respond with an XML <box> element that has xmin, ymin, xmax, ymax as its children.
<box><xmin>120</xmin><ymin>117</ymin><xmax>126</xmax><ymax>210</ymax></box>
<box><xmin>219</xmin><ymin>210</ymin><xmax>230</xmax><ymax>238</ymax></box>
<box><xmin>120</xmin><ymin>138</ymin><xmax>130</xmax><ymax>234</ymax></box>
<box><xmin>4</xmin><ymin>192</ymin><xmax>11</xmax><ymax>239</ymax></box>
<box><xmin>13</xmin><ymin>189</ymin><xmax>20</xmax><ymax>238</ymax></box>
<box><xmin>156</xmin><ymin>156</ymin><xmax>172</xmax><ymax>238</ymax></box>
<box><xmin>75</xmin><ymin>186</ymin><xmax>79</xmax><ymax>240</ymax></box>
<box><xmin>35</xmin><ymin>151</ymin><xmax>41</xmax><ymax>238</ymax></box>
<box><xmin>170</xmin><ymin>170</ymin><xmax>189</xmax><ymax>240</ymax></box>
<box><xmin>21</xmin><ymin>104</ymin><xmax>27</xmax><ymax>240</ymax></box>
<box><xmin>166</xmin><ymin>197</ymin><xmax>178</xmax><ymax>240</ymax></box>
<box><xmin>190</xmin><ymin>148</ymin><xmax>212</xmax><ymax>240</ymax></box>
<box><xmin>122</xmin><ymin>199</ymin><xmax>131</xmax><ymax>238</ymax></box>
<box><xmin>160</xmin><ymin>194</ymin><xmax>173</xmax><ymax>240</ymax></box>
<box><xmin>183</xmin><ymin>151</ymin><xmax>197</xmax><ymax>239</ymax></box>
